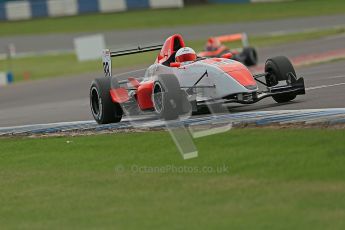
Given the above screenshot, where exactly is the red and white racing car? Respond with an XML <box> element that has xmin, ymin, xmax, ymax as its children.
<box><xmin>90</xmin><ymin>34</ymin><xmax>305</xmax><ymax>124</ymax></box>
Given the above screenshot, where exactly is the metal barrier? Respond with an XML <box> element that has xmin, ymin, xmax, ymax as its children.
<box><xmin>0</xmin><ymin>0</ymin><xmax>184</xmax><ymax>21</ymax></box>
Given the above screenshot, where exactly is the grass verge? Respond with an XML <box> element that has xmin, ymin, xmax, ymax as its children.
<box><xmin>0</xmin><ymin>129</ymin><xmax>345</xmax><ymax>229</ymax></box>
<box><xmin>0</xmin><ymin>0</ymin><xmax>345</xmax><ymax>36</ymax></box>
<box><xmin>1</xmin><ymin>27</ymin><xmax>344</xmax><ymax>82</ymax></box>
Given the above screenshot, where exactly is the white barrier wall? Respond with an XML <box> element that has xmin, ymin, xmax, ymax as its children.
<box><xmin>150</xmin><ymin>0</ymin><xmax>184</xmax><ymax>8</ymax></box>
<box><xmin>98</xmin><ymin>0</ymin><xmax>127</xmax><ymax>13</ymax></box>
<box><xmin>5</xmin><ymin>1</ymin><xmax>31</xmax><ymax>20</ymax></box>
<box><xmin>0</xmin><ymin>72</ymin><xmax>8</xmax><ymax>86</ymax></box>
<box><xmin>74</xmin><ymin>34</ymin><xmax>106</xmax><ymax>61</ymax></box>
<box><xmin>0</xmin><ymin>0</ymin><xmax>185</xmax><ymax>21</ymax></box>
<box><xmin>47</xmin><ymin>0</ymin><xmax>78</xmax><ymax>17</ymax></box>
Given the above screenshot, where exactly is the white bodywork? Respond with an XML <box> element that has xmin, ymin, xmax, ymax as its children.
<box><xmin>143</xmin><ymin>58</ymin><xmax>258</xmax><ymax>101</ymax></box>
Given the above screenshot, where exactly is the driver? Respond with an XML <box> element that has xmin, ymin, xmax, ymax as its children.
<box><xmin>205</xmin><ymin>37</ymin><xmax>221</xmax><ymax>51</ymax></box>
<box><xmin>175</xmin><ymin>47</ymin><xmax>197</xmax><ymax>65</ymax></box>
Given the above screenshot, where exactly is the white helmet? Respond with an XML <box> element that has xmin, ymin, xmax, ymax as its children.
<box><xmin>175</xmin><ymin>47</ymin><xmax>197</xmax><ymax>63</ymax></box>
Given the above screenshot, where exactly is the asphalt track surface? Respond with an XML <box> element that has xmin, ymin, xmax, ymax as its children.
<box><xmin>0</xmin><ymin>33</ymin><xmax>345</xmax><ymax>127</ymax></box>
<box><xmin>0</xmin><ymin>14</ymin><xmax>345</xmax><ymax>54</ymax></box>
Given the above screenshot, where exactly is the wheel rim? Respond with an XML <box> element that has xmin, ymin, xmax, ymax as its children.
<box><xmin>153</xmin><ymin>83</ymin><xmax>164</xmax><ymax>114</ymax></box>
<box><xmin>91</xmin><ymin>87</ymin><xmax>101</xmax><ymax>117</ymax></box>
<box><xmin>265</xmin><ymin>65</ymin><xmax>277</xmax><ymax>87</ymax></box>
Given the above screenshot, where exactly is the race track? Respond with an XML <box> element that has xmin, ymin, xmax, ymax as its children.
<box><xmin>0</xmin><ymin>14</ymin><xmax>345</xmax><ymax>54</ymax></box>
<box><xmin>0</xmin><ymin>28</ymin><xmax>345</xmax><ymax>127</ymax></box>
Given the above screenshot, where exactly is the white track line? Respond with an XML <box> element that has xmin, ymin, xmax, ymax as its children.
<box><xmin>306</xmin><ymin>82</ymin><xmax>345</xmax><ymax>91</ymax></box>
<box><xmin>328</xmin><ymin>75</ymin><xmax>345</xmax><ymax>79</ymax></box>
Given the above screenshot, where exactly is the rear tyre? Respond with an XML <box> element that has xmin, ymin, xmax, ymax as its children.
<box><xmin>265</xmin><ymin>56</ymin><xmax>297</xmax><ymax>103</ymax></box>
<box><xmin>243</xmin><ymin>47</ymin><xmax>258</xmax><ymax>66</ymax></box>
<box><xmin>153</xmin><ymin>74</ymin><xmax>190</xmax><ymax>120</ymax></box>
<box><xmin>90</xmin><ymin>77</ymin><xmax>123</xmax><ymax>124</ymax></box>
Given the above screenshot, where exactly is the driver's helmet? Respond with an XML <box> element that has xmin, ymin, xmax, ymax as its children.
<box><xmin>175</xmin><ymin>47</ymin><xmax>197</xmax><ymax>64</ymax></box>
<box><xmin>205</xmin><ymin>37</ymin><xmax>221</xmax><ymax>51</ymax></box>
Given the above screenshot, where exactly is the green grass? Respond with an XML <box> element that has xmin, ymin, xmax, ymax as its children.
<box><xmin>247</xmin><ymin>27</ymin><xmax>345</xmax><ymax>47</ymax></box>
<box><xmin>1</xmin><ymin>52</ymin><xmax>155</xmax><ymax>81</ymax></box>
<box><xmin>0</xmin><ymin>129</ymin><xmax>345</xmax><ymax>229</ymax></box>
<box><xmin>0</xmin><ymin>0</ymin><xmax>345</xmax><ymax>36</ymax></box>
<box><xmin>2</xmin><ymin>27</ymin><xmax>344</xmax><ymax>82</ymax></box>
<box><xmin>191</xmin><ymin>27</ymin><xmax>345</xmax><ymax>51</ymax></box>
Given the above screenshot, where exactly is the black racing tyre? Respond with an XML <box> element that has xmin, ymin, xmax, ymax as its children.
<box><xmin>90</xmin><ymin>77</ymin><xmax>123</xmax><ymax>124</ymax></box>
<box><xmin>153</xmin><ymin>74</ymin><xmax>189</xmax><ymax>120</ymax></box>
<box><xmin>270</xmin><ymin>93</ymin><xmax>296</xmax><ymax>103</ymax></box>
<box><xmin>265</xmin><ymin>56</ymin><xmax>296</xmax><ymax>86</ymax></box>
<box><xmin>242</xmin><ymin>47</ymin><xmax>258</xmax><ymax>66</ymax></box>
<box><xmin>265</xmin><ymin>56</ymin><xmax>297</xmax><ymax>103</ymax></box>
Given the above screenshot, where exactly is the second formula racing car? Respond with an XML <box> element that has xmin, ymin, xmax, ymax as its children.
<box><xmin>198</xmin><ymin>33</ymin><xmax>258</xmax><ymax>67</ymax></box>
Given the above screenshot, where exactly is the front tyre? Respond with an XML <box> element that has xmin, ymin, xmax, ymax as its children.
<box><xmin>90</xmin><ymin>77</ymin><xmax>123</xmax><ymax>124</ymax></box>
<box><xmin>271</xmin><ymin>93</ymin><xmax>296</xmax><ymax>103</ymax></box>
<box><xmin>153</xmin><ymin>74</ymin><xmax>190</xmax><ymax>120</ymax></box>
<box><xmin>265</xmin><ymin>56</ymin><xmax>297</xmax><ymax>103</ymax></box>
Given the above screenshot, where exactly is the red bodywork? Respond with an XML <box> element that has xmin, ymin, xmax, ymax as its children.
<box><xmin>198</xmin><ymin>46</ymin><xmax>228</xmax><ymax>57</ymax></box>
<box><xmin>199</xmin><ymin>45</ymin><xmax>240</xmax><ymax>58</ymax></box>
<box><xmin>198</xmin><ymin>34</ymin><xmax>244</xmax><ymax>58</ymax></box>
<box><xmin>155</xmin><ymin>34</ymin><xmax>185</xmax><ymax>64</ymax></box>
<box><xmin>110</xmin><ymin>88</ymin><xmax>129</xmax><ymax>103</ymax></box>
<box><xmin>203</xmin><ymin>59</ymin><xmax>256</xmax><ymax>87</ymax></box>
<box><xmin>128</xmin><ymin>77</ymin><xmax>140</xmax><ymax>88</ymax></box>
<box><xmin>110</xmin><ymin>81</ymin><xmax>154</xmax><ymax>110</ymax></box>
<box><xmin>136</xmin><ymin>81</ymin><xmax>154</xmax><ymax>110</ymax></box>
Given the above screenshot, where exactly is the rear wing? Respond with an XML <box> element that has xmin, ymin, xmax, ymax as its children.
<box><xmin>102</xmin><ymin>44</ymin><xmax>163</xmax><ymax>77</ymax></box>
<box><xmin>214</xmin><ymin>33</ymin><xmax>249</xmax><ymax>47</ymax></box>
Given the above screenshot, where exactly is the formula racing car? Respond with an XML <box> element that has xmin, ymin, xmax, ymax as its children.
<box><xmin>198</xmin><ymin>33</ymin><xmax>258</xmax><ymax>66</ymax></box>
<box><xmin>90</xmin><ymin>34</ymin><xmax>305</xmax><ymax>124</ymax></box>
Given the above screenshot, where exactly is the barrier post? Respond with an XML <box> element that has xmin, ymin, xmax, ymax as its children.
<box><xmin>7</xmin><ymin>71</ymin><xmax>14</xmax><ymax>83</ymax></box>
